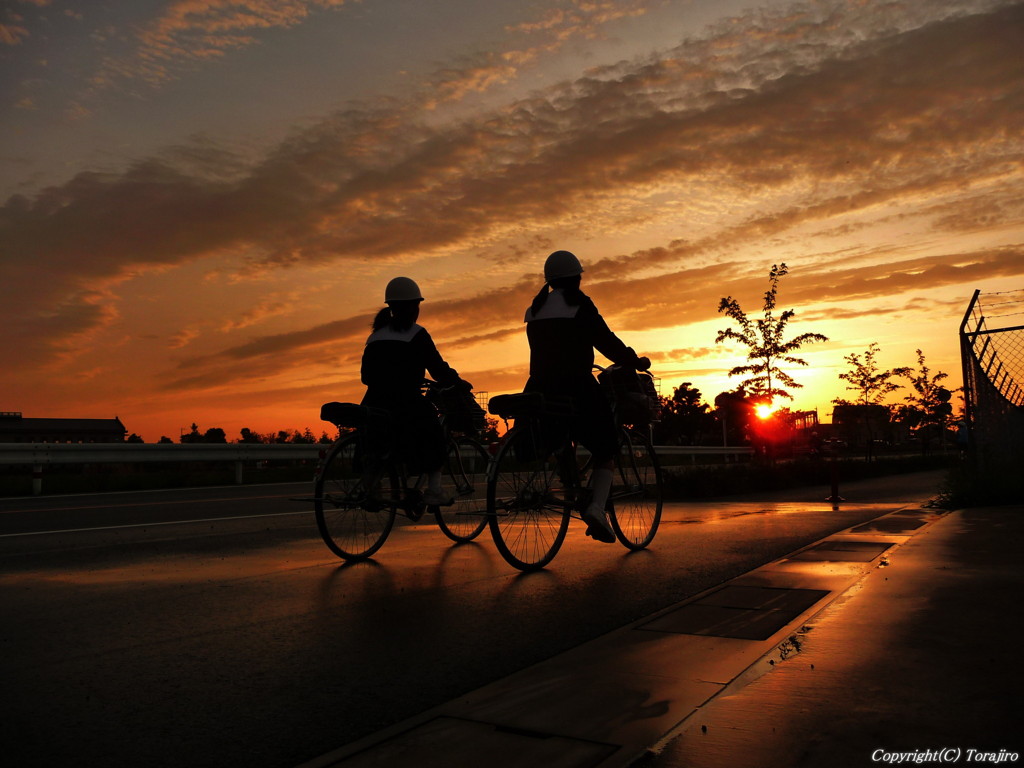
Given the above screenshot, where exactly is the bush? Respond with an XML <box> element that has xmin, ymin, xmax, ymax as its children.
<box><xmin>662</xmin><ymin>454</ymin><xmax>956</xmax><ymax>500</ymax></box>
<box><xmin>932</xmin><ymin>461</ymin><xmax>1024</xmax><ymax>509</ymax></box>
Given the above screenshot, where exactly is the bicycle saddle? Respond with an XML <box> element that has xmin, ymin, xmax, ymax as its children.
<box><xmin>319</xmin><ymin>402</ymin><xmax>369</xmax><ymax>427</ymax></box>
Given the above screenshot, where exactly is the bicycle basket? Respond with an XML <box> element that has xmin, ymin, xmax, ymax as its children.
<box><xmin>437</xmin><ymin>386</ymin><xmax>486</xmax><ymax>434</ymax></box>
<box><xmin>597</xmin><ymin>366</ymin><xmax>660</xmax><ymax>425</ymax></box>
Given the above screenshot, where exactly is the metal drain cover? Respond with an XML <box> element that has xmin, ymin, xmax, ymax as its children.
<box><xmin>639</xmin><ymin>585</ymin><xmax>829</xmax><ymax>640</ymax></box>
<box><xmin>789</xmin><ymin>540</ymin><xmax>894</xmax><ymax>562</ymax></box>
<box><xmin>851</xmin><ymin>517</ymin><xmax>927</xmax><ymax>534</ymax></box>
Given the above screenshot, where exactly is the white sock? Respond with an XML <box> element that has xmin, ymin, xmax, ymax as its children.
<box><xmin>587</xmin><ymin>468</ymin><xmax>613</xmax><ymax>516</ymax></box>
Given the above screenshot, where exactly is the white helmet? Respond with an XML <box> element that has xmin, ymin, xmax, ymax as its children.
<box><xmin>544</xmin><ymin>250</ymin><xmax>584</xmax><ymax>282</ymax></box>
<box><xmin>384</xmin><ymin>276</ymin><xmax>424</xmax><ymax>303</ymax></box>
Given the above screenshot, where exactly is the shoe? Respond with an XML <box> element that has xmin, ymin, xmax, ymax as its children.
<box><xmin>403</xmin><ymin>488</ymin><xmax>426</xmax><ymax>521</ymax></box>
<box><xmin>581</xmin><ymin>508</ymin><xmax>616</xmax><ymax>544</ymax></box>
<box><xmin>423</xmin><ymin>489</ymin><xmax>455</xmax><ymax>507</ymax></box>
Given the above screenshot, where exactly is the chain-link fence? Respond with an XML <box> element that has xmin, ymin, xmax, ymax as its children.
<box><xmin>959</xmin><ymin>288</ymin><xmax>1024</xmax><ymax>486</ymax></box>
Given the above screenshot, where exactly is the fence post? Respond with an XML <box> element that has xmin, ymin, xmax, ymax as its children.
<box><xmin>234</xmin><ymin>460</ymin><xmax>244</xmax><ymax>485</ymax></box>
<box><xmin>32</xmin><ymin>464</ymin><xmax>43</xmax><ymax>495</ymax></box>
<box><xmin>825</xmin><ymin>448</ymin><xmax>843</xmax><ymax>506</ymax></box>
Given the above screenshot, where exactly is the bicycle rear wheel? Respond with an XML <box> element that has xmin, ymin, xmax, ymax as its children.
<box><xmin>487</xmin><ymin>423</ymin><xmax>571</xmax><ymax>571</ymax></box>
<box><xmin>433</xmin><ymin>437</ymin><xmax>490</xmax><ymax>542</ymax></box>
<box><xmin>609</xmin><ymin>428</ymin><xmax>663</xmax><ymax>550</ymax></box>
<box><xmin>314</xmin><ymin>434</ymin><xmax>397</xmax><ymax>560</ymax></box>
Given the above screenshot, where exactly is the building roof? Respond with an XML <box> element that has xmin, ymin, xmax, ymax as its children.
<box><xmin>0</xmin><ymin>413</ymin><xmax>127</xmax><ymax>441</ymax></box>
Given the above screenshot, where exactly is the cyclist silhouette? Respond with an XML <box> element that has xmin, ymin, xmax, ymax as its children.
<box><xmin>524</xmin><ymin>250</ymin><xmax>651</xmax><ymax>543</ymax></box>
<box><xmin>361</xmin><ymin>276</ymin><xmax>470</xmax><ymax>507</ymax></box>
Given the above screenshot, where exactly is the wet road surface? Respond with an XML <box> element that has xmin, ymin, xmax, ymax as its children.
<box><xmin>0</xmin><ymin>472</ymin><xmax>943</xmax><ymax>768</ymax></box>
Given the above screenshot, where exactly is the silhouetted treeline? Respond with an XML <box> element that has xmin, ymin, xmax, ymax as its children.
<box><xmin>163</xmin><ymin>423</ymin><xmax>335</xmax><ymax>445</ymax></box>
<box><xmin>650</xmin><ymin>383</ymin><xmax>757</xmax><ymax>447</ymax></box>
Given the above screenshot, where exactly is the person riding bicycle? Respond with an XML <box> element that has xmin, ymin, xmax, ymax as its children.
<box><xmin>524</xmin><ymin>250</ymin><xmax>651</xmax><ymax>544</ymax></box>
<box><xmin>362</xmin><ymin>276</ymin><xmax>470</xmax><ymax>507</ymax></box>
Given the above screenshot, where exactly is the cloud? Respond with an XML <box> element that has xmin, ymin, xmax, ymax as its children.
<box><xmin>219</xmin><ymin>293</ymin><xmax>298</xmax><ymax>331</ymax></box>
<box><xmin>155</xmin><ymin>243</ymin><xmax>1020</xmax><ymax>400</ymax></box>
<box><xmin>648</xmin><ymin>347</ymin><xmax>723</xmax><ymax>363</ymax></box>
<box><xmin>581</xmin><ymin>245</ymin><xmax>1024</xmax><ymax>336</ymax></box>
<box><xmin>424</xmin><ymin>0</ymin><xmax>651</xmax><ymax>109</ymax></box>
<box><xmin>169</xmin><ymin>326</ymin><xmax>202</xmax><ymax>349</ymax></box>
<box><xmin>91</xmin><ymin>0</ymin><xmax>351</xmax><ymax>89</ymax></box>
<box><xmin>0</xmin><ymin>24</ymin><xmax>30</xmax><ymax>45</ymax></box>
<box><xmin>3</xmin><ymin>0</ymin><xmax>1022</xmax><ymax>370</ymax></box>
<box><xmin>800</xmin><ymin>296</ymin><xmax>968</xmax><ymax>323</ymax></box>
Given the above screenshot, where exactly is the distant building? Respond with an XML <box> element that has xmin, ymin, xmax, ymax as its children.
<box><xmin>0</xmin><ymin>412</ymin><xmax>127</xmax><ymax>443</ymax></box>
<box><xmin>832</xmin><ymin>404</ymin><xmax>892</xmax><ymax>447</ymax></box>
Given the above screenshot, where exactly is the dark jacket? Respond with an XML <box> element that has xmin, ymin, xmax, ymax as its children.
<box><xmin>360</xmin><ymin>323</ymin><xmax>459</xmax><ymax>473</ymax></box>
<box><xmin>524</xmin><ymin>289</ymin><xmax>640</xmax><ymax>385</ymax></box>
<box><xmin>361</xmin><ymin>323</ymin><xmax>460</xmax><ymax>407</ymax></box>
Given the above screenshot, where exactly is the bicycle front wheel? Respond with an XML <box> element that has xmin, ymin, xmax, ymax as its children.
<box><xmin>433</xmin><ymin>437</ymin><xmax>490</xmax><ymax>543</ymax></box>
<box><xmin>487</xmin><ymin>424</ymin><xmax>571</xmax><ymax>571</ymax></box>
<box><xmin>314</xmin><ymin>434</ymin><xmax>397</xmax><ymax>560</ymax></box>
<box><xmin>609</xmin><ymin>428</ymin><xmax>663</xmax><ymax>550</ymax></box>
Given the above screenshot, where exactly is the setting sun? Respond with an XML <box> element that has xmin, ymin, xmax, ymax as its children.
<box><xmin>755</xmin><ymin>403</ymin><xmax>778</xmax><ymax>420</ymax></box>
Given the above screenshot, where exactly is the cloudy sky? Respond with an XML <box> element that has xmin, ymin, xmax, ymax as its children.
<box><xmin>2</xmin><ymin>0</ymin><xmax>1022</xmax><ymax>441</ymax></box>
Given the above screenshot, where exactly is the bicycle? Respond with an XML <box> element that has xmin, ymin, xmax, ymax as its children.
<box><xmin>313</xmin><ymin>381</ymin><xmax>490</xmax><ymax>561</ymax></box>
<box><xmin>485</xmin><ymin>364</ymin><xmax>663</xmax><ymax>571</ymax></box>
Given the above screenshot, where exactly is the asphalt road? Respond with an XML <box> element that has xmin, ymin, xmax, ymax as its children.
<box><xmin>0</xmin><ymin>472</ymin><xmax>944</xmax><ymax>768</ymax></box>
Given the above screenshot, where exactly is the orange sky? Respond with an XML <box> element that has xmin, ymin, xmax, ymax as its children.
<box><xmin>2</xmin><ymin>0</ymin><xmax>1022</xmax><ymax>441</ymax></box>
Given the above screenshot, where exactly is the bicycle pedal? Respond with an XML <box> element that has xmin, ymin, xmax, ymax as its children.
<box><xmin>584</xmin><ymin>523</ymin><xmax>616</xmax><ymax>544</ymax></box>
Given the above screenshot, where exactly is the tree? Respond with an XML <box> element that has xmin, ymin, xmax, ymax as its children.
<box><xmin>895</xmin><ymin>349</ymin><xmax>956</xmax><ymax>452</ymax></box>
<box><xmin>158</xmin><ymin>436</ymin><xmax>173</xmax><ymax>444</ymax></box>
<box><xmin>834</xmin><ymin>342</ymin><xmax>906</xmax><ymax>407</ymax></box>
<box><xmin>125</xmin><ymin>433</ymin><xmax>144</xmax><ymax>443</ymax></box>
<box><xmin>239</xmin><ymin>428</ymin><xmax>267</xmax><ymax>444</ymax></box>
<box><xmin>480</xmin><ymin>416</ymin><xmax>501</xmax><ymax>443</ymax></box>
<box><xmin>203</xmin><ymin>427</ymin><xmax>227</xmax><ymax>443</ymax></box>
<box><xmin>833</xmin><ymin>342</ymin><xmax>908</xmax><ymax>459</ymax></box>
<box><xmin>716</xmin><ymin>263</ymin><xmax>829</xmax><ymax>404</ymax></box>
<box><xmin>653</xmin><ymin>382</ymin><xmax>713</xmax><ymax>445</ymax></box>
<box><xmin>713</xmin><ymin>386</ymin><xmax>756</xmax><ymax>447</ymax></box>
<box><xmin>180</xmin><ymin>423</ymin><xmax>227</xmax><ymax>443</ymax></box>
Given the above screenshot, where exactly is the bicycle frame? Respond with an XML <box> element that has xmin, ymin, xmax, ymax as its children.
<box><xmin>485</xmin><ymin>366</ymin><xmax>663</xmax><ymax>569</ymax></box>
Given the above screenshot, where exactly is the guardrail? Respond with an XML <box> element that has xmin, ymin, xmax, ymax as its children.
<box><xmin>655</xmin><ymin>446</ymin><xmax>754</xmax><ymax>462</ymax></box>
<box><xmin>1</xmin><ymin>443</ymin><xmax>323</xmax><ymax>495</ymax></box>
<box><xmin>0</xmin><ymin>442</ymin><xmax>753</xmax><ymax>495</ymax></box>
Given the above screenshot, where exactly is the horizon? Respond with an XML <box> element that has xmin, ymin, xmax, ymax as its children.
<box><xmin>3</xmin><ymin>0</ymin><xmax>1022</xmax><ymax>442</ymax></box>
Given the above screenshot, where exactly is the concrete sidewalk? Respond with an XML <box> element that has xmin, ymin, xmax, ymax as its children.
<box><xmin>298</xmin><ymin>474</ymin><xmax>1024</xmax><ymax>768</ymax></box>
<box><xmin>640</xmin><ymin>503</ymin><xmax>1024</xmax><ymax>768</ymax></box>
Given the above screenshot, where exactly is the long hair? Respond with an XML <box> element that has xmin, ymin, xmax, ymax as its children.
<box><xmin>530</xmin><ymin>275</ymin><xmax>583</xmax><ymax>315</ymax></box>
<box><xmin>372</xmin><ymin>301</ymin><xmax>419</xmax><ymax>331</ymax></box>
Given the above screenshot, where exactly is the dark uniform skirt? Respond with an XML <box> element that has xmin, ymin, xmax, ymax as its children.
<box><xmin>361</xmin><ymin>391</ymin><xmax>445</xmax><ymax>474</ymax></box>
<box><xmin>524</xmin><ymin>373</ymin><xmax>617</xmax><ymax>465</ymax></box>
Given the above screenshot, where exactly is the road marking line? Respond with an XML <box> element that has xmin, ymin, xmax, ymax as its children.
<box><xmin>0</xmin><ymin>511</ymin><xmax>310</xmax><ymax>538</ymax></box>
